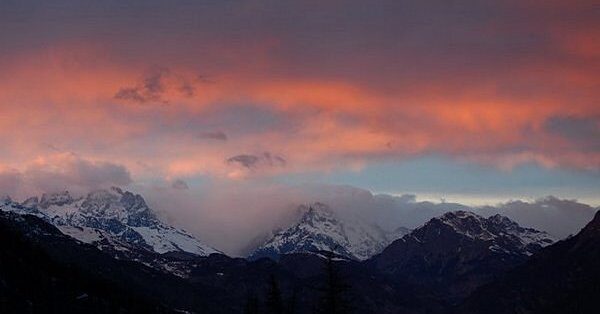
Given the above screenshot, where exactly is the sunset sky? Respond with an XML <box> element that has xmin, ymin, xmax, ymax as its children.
<box><xmin>0</xmin><ymin>0</ymin><xmax>599</xmax><ymax>205</ymax></box>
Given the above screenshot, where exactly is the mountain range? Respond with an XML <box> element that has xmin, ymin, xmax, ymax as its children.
<box><xmin>0</xmin><ymin>187</ymin><xmax>598</xmax><ymax>313</ymax></box>
<box><xmin>459</xmin><ymin>210</ymin><xmax>600</xmax><ymax>313</ymax></box>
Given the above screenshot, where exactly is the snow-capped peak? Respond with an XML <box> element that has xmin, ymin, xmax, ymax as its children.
<box><xmin>432</xmin><ymin>210</ymin><xmax>498</xmax><ymax>240</ymax></box>
<box><xmin>299</xmin><ymin>202</ymin><xmax>335</xmax><ymax>223</ymax></box>
<box><xmin>11</xmin><ymin>187</ymin><xmax>219</xmax><ymax>257</ymax></box>
<box><xmin>250</xmin><ymin>202</ymin><xmax>408</xmax><ymax>261</ymax></box>
<box><xmin>39</xmin><ymin>190</ymin><xmax>75</xmax><ymax>208</ymax></box>
<box><xmin>413</xmin><ymin>210</ymin><xmax>555</xmax><ymax>255</ymax></box>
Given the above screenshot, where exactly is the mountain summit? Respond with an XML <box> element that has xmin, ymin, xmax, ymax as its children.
<box><xmin>4</xmin><ymin>187</ymin><xmax>218</xmax><ymax>258</ymax></box>
<box><xmin>249</xmin><ymin>202</ymin><xmax>408</xmax><ymax>261</ymax></box>
<box><xmin>370</xmin><ymin>210</ymin><xmax>555</xmax><ymax>300</ymax></box>
<box><xmin>460</xmin><ymin>210</ymin><xmax>600</xmax><ymax>313</ymax></box>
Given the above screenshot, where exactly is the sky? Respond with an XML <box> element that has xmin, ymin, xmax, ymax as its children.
<box><xmin>0</xmin><ymin>1</ymin><xmax>599</xmax><ymax>211</ymax></box>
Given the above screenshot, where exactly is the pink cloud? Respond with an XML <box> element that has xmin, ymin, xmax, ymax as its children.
<box><xmin>0</xmin><ymin>1</ymin><xmax>598</xmax><ymax>181</ymax></box>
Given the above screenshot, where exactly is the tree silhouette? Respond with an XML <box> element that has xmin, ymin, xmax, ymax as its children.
<box><xmin>316</xmin><ymin>250</ymin><xmax>351</xmax><ymax>313</ymax></box>
<box><xmin>286</xmin><ymin>285</ymin><xmax>298</xmax><ymax>314</ymax></box>
<box><xmin>244</xmin><ymin>291</ymin><xmax>259</xmax><ymax>314</ymax></box>
<box><xmin>266</xmin><ymin>274</ymin><xmax>284</xmax><ymax>314</ymax></box>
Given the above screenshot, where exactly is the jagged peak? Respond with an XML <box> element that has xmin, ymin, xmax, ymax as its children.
<box><xmin>117</xmin><ymin>190</ymin><xmax>149</xmax><ymax>213</ymax></box>
<box><xmin>488</xmin><ymin>213</ymin><xmax>514</xmax><ymax>224</ymax></box>
<box><xmin>415</xmin><ymin>210</ymin><xmax>554</xmax><ymax>250</ymax></box>
<box><xmin>39</xmin><ymin>190</ymin><xmax>75</xmax><ymax>208</ymax></box>
<box><xmin>85</xmin><ymin>189</ymin><xmax>120</xmax><ymax>202</ymax></box>
<box><xmin>297</xmin><ymin>203</ymin><xmax>339</xmax><ymax>229</ymax></box>
<box><xmin>251</xmin><ymin>202</ymin><xmax>397</xmax><ymax>261</ymax></box>
<box><xmin>23</xmin><ymin>187</ymin><xmax>155</xmax><ymax>224</ymax></box>
<box><xmin>429</xmin><ymin>210</ymin><xmax>487</xmax><ymax>233</ymax></box>
<box><xmin>84</xmin><ymin>186</ymin><xmax>130</xmax><ymax>200</ymax></box>
<box><xmin>439</xmin><ymin>210</ymin><xmax>482</xmax><ymax>220</ymax></box>
<box><xmin>110</xmin><ymin>186</ymin><xmax>124</xmax><ymax>194</ymax></box>
<box><xmin>300</xmin><ymin>202</ymin><xmax>332</xmax><ymax>212</ymax></box>
<box><xmin>300</xmin><ymin>202</ymin><xmax>335</xmax><ymax>218</ymax></box>
<box><xmin>22</xmin><ymin>196</ymin><xmax>39</xmax><ymax>208</ymax></box>
<box><xmin>80</xmin><ymin>187</ymin><xmax>149</xmax><ymax>211</ymax></box>
<box><xmin>8</xmin><ymin>187</ymin><xmax>218</xmax><ymax>257</ymax></box>
<box><xmin>435</xmin><ymin>211</ymin><xmax>519</xmax><ymax>230</ymax></box>
<box><xmin>23</xmin><ymin>187</ymin><xmax>145</xmax><ymax>209</ymax></box>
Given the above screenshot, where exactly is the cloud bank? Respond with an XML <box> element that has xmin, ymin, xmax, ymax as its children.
<box><xmin>0</xmin><ymin>0</ymin><xmax>598</xmax><ymax>183</ymax></box>
<box><xmin>0</xmin><ymin>153</ymin><xmax>132</xmax><ymax>199</ymax></box>
<box><xmin>138</xmin><ymin>182</ymin><xmax>598</xmax><ymax>255</ymax></box>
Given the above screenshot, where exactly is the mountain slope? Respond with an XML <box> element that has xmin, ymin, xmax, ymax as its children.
<box><xmin>459</xmin><ymin>210</ymin><xmax>600</xmax><ymax>314</ymax></box>
<box><xmin>249</xmin><ymin>203</ymin><xmax>408</xmax><ymax>261</ymax></box>
<box><xmin>369</xmin><ymin>211</ymin><xmax>555</xmax><ymax>301</ymax></box>
<box><xmin>0</xmin><ymin>209</ymin><xmax>213</xmax><ymax>313</ymax></box>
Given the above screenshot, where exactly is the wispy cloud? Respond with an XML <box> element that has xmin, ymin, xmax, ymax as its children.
<box><xmin>114</xmin><ymin>68</ymin><xmax>168</xmax><ymax>103</ymax></box>
<box><xmin>171</xmin><ymin>179</ymin><xmax>189</xmax><ymax>190</ymax></box>
<box><xmin>199</xmin><ymin>131</ymin><xmax>228</xmax><ymax>141</ymax></box>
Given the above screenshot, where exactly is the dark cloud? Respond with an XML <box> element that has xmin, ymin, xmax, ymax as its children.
<box><xmin>479</xmin><ymin>196</ymin><xmax>597</xmax><ymax>238</ymax></box>
<box><xmin>227</xmin><ymin>152</ymin><xmax>286</xmax><ymax>169</ymax></box>
<box><xmin>263</xmin><ymin>152</ymin><xmax>286</xmax><ymax>167</ymax></box>
<box><xmin>171</xmin><ymin>179</ymin><xmax>189</xmax><ymax>190</ymax></box>
<box><xmin>179</xmin><ymin>81</ymin><xmax>195</xmax><ymax>97</ymax></box>
<box><xmin>227</xmin><ymin>154</ymin><xmax>260</xmax><ymax>169</ymax></box>
<box><xmin>25</xmin><ymin>156</ymin><xmax>132</xmax><ymax>193</ymax></box>
<box><xmin>2</xmin><ymin>0</ymin><xmax>596</xmax><ymax>97</ymax></box>
<box><xmin>143</xmin><ymin>69</ymin><xmax>167</xmax><ymax>94</ymax></box>
<box><xmin>196</xmin><ymin>74</ymin><xmax>215</xmax><ymax>84</ymax></box>
<box><xmin>545</xmin><ymin>116</ymin><xmax>600</xmax><ymax>146</ymax></box>
<box><xmin>0</xmin><ymin>155</ymin><xmax>132</xmax><ymax>200</ymax></box>
<box><xmin>199</xmin><ymin>131</ymin><xmax>228</xmax><ymax>141</ymax></box>
<box><xmin>114</xmin><ymin>68</ymin><xmax>171</xmax><ymax>103</ymax></box>
<box><xmin>114</xmin><ymin>87</ymin><xmax>147</xmax><ymax>103</ymax></box>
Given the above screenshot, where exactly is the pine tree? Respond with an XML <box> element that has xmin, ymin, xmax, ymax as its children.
<box><xmin>266</xmin><ymin>274</ymin><xmax>284</xmax><ymax>314</ymax></box>
<box><xmin>244</xmin><ymin>292</ymin><xmax>259</xmax><ymax>314</ymax></box>
<box><xmin>317</xmin><ymin>250</ymin><xmax>351</xmax><ymax>314</ymax></box>
<box><xmin>286</xmin><ymin>286</ymin><xmax>298</xmax><ymax>314</ymax></box>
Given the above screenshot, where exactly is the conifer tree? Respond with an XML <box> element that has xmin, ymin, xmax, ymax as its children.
<box><xmin>266</xmin><ymin>274</ymin><xmax>284</xmax><ymax>314</ymax></box>
<box><xmin>317</xmin><ymin>250</ymin><xmax>351</xmax><ymax>314</ymax></box>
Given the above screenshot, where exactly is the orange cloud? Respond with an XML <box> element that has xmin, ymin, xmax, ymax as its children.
<box><xmin>0</xmin><ymin>0</ymin><xmax>598</xmax><ymax>181</ymax></box>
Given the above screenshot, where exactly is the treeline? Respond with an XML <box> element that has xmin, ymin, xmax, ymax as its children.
<box><xmin>244</xmin><ymin>252</ymin><xmax>352</xmax><ymax>314</ymax></box>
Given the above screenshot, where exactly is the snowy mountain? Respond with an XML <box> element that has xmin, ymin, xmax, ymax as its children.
<box><xmin>370</xmin><ymin>210</ymin><xmax>555</xmax><ymax>300</ymax></box>
<box><xmin>425</xmin><ymin>211</ymin><xmax>555</xmax><ymax>255</ymax></box>
<box><xmin>249</xmin><ymin>202</ymin><xmax>410</xmax><ymax>261</ymax></box>
<box><xmin>1</xmin><ymin>188</ymin><xmax>218</xmax><ymax>276</ymax></box>
<box><xmin>2</xmin><ymin>192</ymin><xmax>598</xmax><ymax>313</ymax></box>
<box><xmin>460</xmin><ymin>210</ymin><xmax>600</xmax><ymax>313</ymax></box>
